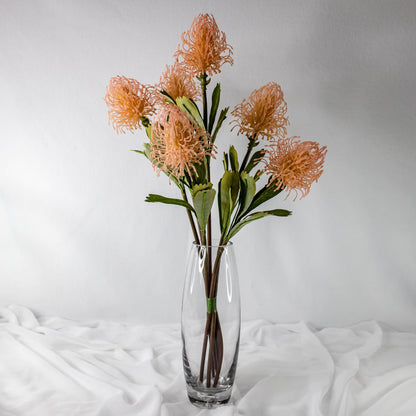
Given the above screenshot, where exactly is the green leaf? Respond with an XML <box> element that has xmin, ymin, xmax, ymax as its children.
<box><xmin>218</xmin><ymin>171</ymin><xmax>240</xmax><ymax>233</ymax></box>
<box><xmin>244</xmin><ymin>149</ymin><xmax>265</xmax><ymax>173</ymax></box>
<box><xmin>192</xmin><ymin>183</ymin><xmax>213</xmax><ymax>196</ymax></box>
<box><xmin>132</xmin><ymin>143</ymin><xmax>151</xmax><ymax>160</ymax></box>
<box><xmin>238</xmin><ymin>172</ymin><xmax>256</xmax><ymax>218</ymax></box>
<box><xmin>229</xmin><ymin>146</ymin><xmax>239</xmax><ymax>172</ymax></box>
<box><xmin>192</xmin><ymin>184</ymin><xmax>216</xmax><ymax>235</ymax></box>
<box><xmin>159</xmin><ymin>90</ymin><xmax>176</xmax><ymax>105</ymax></box>
<box><xmin>145</xmin><ymin>194</ymin><xmax>195</xmax><ymax>212</ymax></box>
<box><xmin>208</xmin><ymin>83</ymin><xmax>221</xmax><ymax>133</ymax></box>
<box><xmin>145</xmin><ymin>124</ymin><xmax>152</xmax><ymax>140</ymax></box>
<box><xmin>188</xmin><ymin>98</ymin><xmax>204</xmax><ymax>118</ymax></box>
<box><xmin>193</xmin><ymin>161</ymin><xmax>207</xmax><ymax>184</ymax></box>
<box><xmin>253</xmin><ymin>169</ymin><xmax>264</xmax><ymax>182</ymax></box>
<box><xmin>139</xmin><ymin>117</ymin><xmax>152</xmax><ymax>139</ymax></box>
<box><xmin>143</xmin><ymin>143</ymin><xmax>151</xmax><ymax>159</ymax></box>
<box><xmin>247</xmin><ymin>180</ymin><xmax>284</xmax><ymax>213</ymax></box>
<box><xmin>227</xmin><ymin>209</ymin><xmax>292</xmax><ymax>240</ymax></box>
<box><xmin>223</xmin><ymin>152</ymin><xmax>229</xmax><ymax>171</ymax></box>
<box><xmin>211</xmin><ymin>107</ymin><xmax>229</xmax><ymax>143</ymax></box>
<box><xmin>139</xmin><ymin>142</ymin><xmax>182</xmax><ymax>187</ymax></box>
<box><xmin>176</xmin><ymin>96</ymin><xmax>205</xmax><ymax>128</ymax></box>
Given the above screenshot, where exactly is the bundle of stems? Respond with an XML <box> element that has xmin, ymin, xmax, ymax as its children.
<box><xmin>105</xmin><ymin>12</ymin><xmax>326</xmax><ymax>389</ymax></box>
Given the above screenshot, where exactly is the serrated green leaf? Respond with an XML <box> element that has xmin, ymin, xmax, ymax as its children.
<box><xmin>192</xmin><ymin>182</ymin><xmax>212</xmax><ymax>196</ymax></box>
<box><xmin>229</xmin><ymin>146</ymin><xmax>239</xmax><ymax>172</ymax></box>
<box><xmin>192</xmin><ymin>188</ymin><xmax>216</xmax><ymax>236</ymax></box>
<box><xmin>211</xmin><ymin>107</ymin><xmax>228</xmax><ymax>143</ymax></box>
<box><xmin>176</xmin><ymin>96</ymin><xmax>205</xmax><ymax>128</ymax></box>
<box><xmin>208</xmin><ymin>83</ymin><xmax>221</xmax><ymax>133</ymax></box>
<box><xmin>145</xmin><ymin>194</ymin><xmax>195</xmax><ymax>212</ymax></box>
<box><xmin>227</xmin><ymin>209</ymin><xmax>292</xmax><ymax>240</ymax></box>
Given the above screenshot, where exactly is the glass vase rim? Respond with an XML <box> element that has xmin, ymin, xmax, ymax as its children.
<box><xmin>192</xmin><ymin>240</ymin><xmax>233</xmax><ymax>248</ymax></box>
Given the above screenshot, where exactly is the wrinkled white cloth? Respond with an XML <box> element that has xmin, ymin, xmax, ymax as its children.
<box><xmin>1</xmin><ymin>306</ymin><xmax>416</xmax><ymax>415</ymax></box>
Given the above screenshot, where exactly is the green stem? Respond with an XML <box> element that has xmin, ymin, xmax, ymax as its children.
<box><xmin>200</xmin><ymin>73</ymin><xmax>208</xmax><ymax>128</ymax></box>
<box><xmin>199</xmin><ymin>72</ymin><xmax>213</xmax><ymax>295</ymax></box>
<box><xmin>239</xmin><ymin>138</ymin><xmax>257</xmax><ymax>173</ymax></box>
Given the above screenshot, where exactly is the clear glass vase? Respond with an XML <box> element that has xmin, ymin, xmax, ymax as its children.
<box><xmin>181</xmin><ymin>242</ymin><xmax>241</xmax><ymax>408</ymax></box>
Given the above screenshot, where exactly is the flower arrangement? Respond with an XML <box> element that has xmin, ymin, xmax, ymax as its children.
<box><xmin>105</xmin><ymin>13</ymin><xmax>326</xmax><ymax>395</ymax></box>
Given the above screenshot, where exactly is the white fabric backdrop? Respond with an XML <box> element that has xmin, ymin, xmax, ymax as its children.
<box><xmin>1</xmin><ymin>0</ymin><xmax>416</xmax><ymax>328</ymax></box>
<box><xmin>2</xmin><ymin>305</ymin><xmax>416</xmax><ymax>415</ymax></box>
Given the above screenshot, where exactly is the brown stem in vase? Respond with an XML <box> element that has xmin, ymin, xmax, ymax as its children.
<box><xmin>206</xmin><ymin>311</ymin><xmax>217</xmax><ymax>387</ymax></box>
<box><xmin>214</xmin><ymin>313</ymin><xmax>224</xmax><ymax>386</ymax></box>
<box><xmin>199</xmin><ymin>312</ymin><xmax>212</xmax><ymax>382</ymax></box>
<box><xmin>210</xmin><ymin>247</ymin><xmax>225</xmax><ymax>386</ymax></box>
<box><xmin>201</xmin><ymin>243</ymin><xmax>226</xmax><ymax>387</ymax></box>
<box><xmin>198</xmin><ymin>72</ymin><xmax>226</xmax><ymax>388</ymax></box>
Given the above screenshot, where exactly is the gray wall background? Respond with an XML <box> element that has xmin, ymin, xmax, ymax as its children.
<box><xmin>1</xmin><ymin>0</ymin><xmax>415</xmax><ymax>329</ymax></box>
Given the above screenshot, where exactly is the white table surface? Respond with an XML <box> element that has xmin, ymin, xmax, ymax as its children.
<box><xmin>1</xmin><ymin>305</ymin><xmax>416</xmax><ymax>416</ymax></box>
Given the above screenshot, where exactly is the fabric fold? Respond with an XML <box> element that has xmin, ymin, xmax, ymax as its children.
<box><xmin>1</xmin><ymin>306</ymin><xmax>416</xmax><ymax>415</ymax></box>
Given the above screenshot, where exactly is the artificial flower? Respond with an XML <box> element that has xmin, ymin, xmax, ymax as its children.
<box><xmin>157</xmin><ymin>62</ymin><xmax>200</xmax><ymax>102</ymax></box>
<box><xmin>264</xmin><ymin>137</ymin><xmax>327</xmax><ymax>200</ymax></box>
<box><xmin>150</xmin><ymin>105</ymin><xmax>213</xmax><ymax>178</ymax></box>
<box><xmin>175</xmin><ymin>13</ymin><xmax>233</xmax><ymax>77</ymax></box>
<box><xmin>231</xmin><ymin>82</ymin><xmax>288</xmax><ymax>141</ymax></box>
<box><xmin>104</xmin><ymin>75</ymin><xmax>156</xmax><ymax>133</ymax></box>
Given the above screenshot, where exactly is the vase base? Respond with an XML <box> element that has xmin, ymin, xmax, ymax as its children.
<box><xmin>186</xmin><ymin>381</ymin><xmax>232</xmax><ymax>408</ymax></box>
<box><xmin>188</xmin><ymin>394</ymin><xmax>230</xmax><ymax>409</ymax></box>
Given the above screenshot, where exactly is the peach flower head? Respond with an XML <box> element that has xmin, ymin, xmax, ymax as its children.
<box><xmin>150</xmin><ymin>105</ymin><xmax>214</xmax><ymax>178</ymax></box>
<box><xmin>264</xmin><ymin>137</ymin><xmax>327</xmax><ymax>200</ymax></box>
<box><xmin>105</xmin><ymin>75</ymin><xmax>156</xmax><ymax>134</ymax></box>
<box><xmin>157</xmin><ymin>62</ymin><xmax>201</xmax><ymax>102</ymax></box>
<box><xmin>175</xmin><ymin>13</ymin><xmax>233</xmax><ymax>77</ymax></box>
<box><xmin>231</xmin><ymin>82</ymin><xmax>289</xmax><ymax>141</ymax></box>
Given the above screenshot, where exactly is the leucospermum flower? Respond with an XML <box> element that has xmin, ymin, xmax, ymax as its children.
<box><xmin>175</xmin><ymin>13</ymin><xmax>233</xmax><ymax>76</ymax></box>
<box><xmin>231</xmin><ymin>82</ymin><xmax>289</xmax><ymax>141</ymax></box>
<box><xmin>150</xmin><ymin>105</ymin><xmax>213</xmax><ymax>178</ymax></box>
<box><xmin>157</xmin><ymin>62</ymin><xmax>201</xmax><ymax>102</ymax></box>
<box><xmin>264</xmin><ymin>137</ymin><xmax>327</xmax><ymax>200</ymax></box>
<box><xmin>104</xmin><ymin>76</ymin><xmax>156</xmax><ymax>134</ymax></box>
